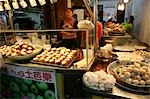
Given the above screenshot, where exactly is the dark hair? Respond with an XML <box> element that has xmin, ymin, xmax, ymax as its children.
<box><xmin>65</xmin><ymin>8</ymin><xmax>73</xmax><ymax>13</ymax></box>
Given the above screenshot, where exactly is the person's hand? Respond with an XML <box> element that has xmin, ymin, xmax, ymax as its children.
<box><xmin>63</xmin><ymin>23</ymin><xmax>69</xmax><ymax>28</ymax></box>
<box><xmin>67</xmin><ymin>24</ymin><xmax>73</xmax><ymax>29</ymax></box>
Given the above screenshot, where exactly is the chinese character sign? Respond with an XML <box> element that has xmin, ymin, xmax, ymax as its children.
<box><xmin>6</xmin><ymin>64</ymin><xmax>55</xmax><ymax>83</ymax></box>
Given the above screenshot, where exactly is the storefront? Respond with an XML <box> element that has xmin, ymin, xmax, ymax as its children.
<box><xmin>0</xmin><ymin>0</ymin><xmax>150</xmax><ymax>99</ymax></box>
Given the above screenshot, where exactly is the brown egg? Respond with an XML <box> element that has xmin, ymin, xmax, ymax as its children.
<box><xmin>55</xmin><ymin>51</ymin><xmax>60</xmax><ymax>54</ymax></box>
<box><xmin>61</xmin><ymin>60</ymin><xmax>67</xmax><ymax>66</ymax></box>
<box><xmin>60</xmin><ymin>56</ymin><xmax>66</xmax><ymax>59</ymax></box>
<box><xmin>36</xmin><ymin>55</ymin><xmax>42</xmax><ymax>58</ymax></box>
<box><xmin>38</xmin><ymin>58</ymin><xmax>45</xmax><ymax>62</ymax></box>
<box><xmin>49</xmin><ymin>51</ymin><xmax>55</xmax><ymax>54</ymax></box>
<box><xmin>52</xmin><ymin>57</ymin><xmax>57</xmax><ymax>60</ymax></box>
<box><xmin>11</xmin><ymin>53</ymin><xmax>18</xmax><ymax>56</ymax></box>
<box><xmin>49</xmin><ymin>59</ymin><xmax>54</xmax><ymax>64</ymax></box>
<box><xmin>66</xmin><ymin>49</ymin><xmax>71</xmax><ymax>52</ymax></box>
<box><xmin>21</xmin><ymin>49</ymin><xmax>27</xmax><ymax>52</ymax></box>
<box><xmin>56</xmin><ymin>55</ymin><xmax>61</xmax><ymax>58</ymax></box>
<box><xmin>56</xmin><ymin>48</ymin><xmax>61</xmax><ymax>51</ymax></box>
<box><xmin>51</xmin><ymin>48</ymin><xmax>57</xmax><ymax>51</ymax></box>
<box><xmin>44</xmin><ymin>58</ymin><xmax>49</xmax><ymax>63</ymax></box>
<box><xmin>55</xmin><ymin>60</ymin><xmax>61</xmax><ymax>64</ymax></box>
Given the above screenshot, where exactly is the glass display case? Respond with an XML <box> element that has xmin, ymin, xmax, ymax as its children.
<box><xmin>0</xmin><ymin>29</ymin><xmax>96</xmax><ymax>99</ymax></box>
<box><xmin>0</xmin><ymin>29</ymin><xmax>95</xmax><ymax>69</ymax></box>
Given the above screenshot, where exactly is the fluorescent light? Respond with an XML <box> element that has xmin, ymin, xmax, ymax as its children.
<box><xmin>124</xmin><ymin>0</ymin><xmax>130</xmax><ymax>3</ymax></box>
<box><xmin>12</xmin><ymin>0</ymin><xmax>19</xmax><ymax>9</ymax></box>
<box><xmin>4</xmin><ymin>0</ymin><xmax>11</xmax><ymax>10</ymax></box>
<box><xmin>38</xmin><ymin>0</ymin><xmax>46</xmax><ymax>6</ymax></box>
<box><xmin>29</xmin><ymin>0</ymin><xmax>37</xmax><ymax>7</ymax></box>
<box><xmin>19</xmin><ymin>0</ymin><xmax>28</xmax><ymax>8</ymax></box>
<box><xmin>118</xmin><ymin>3</ymin><xmax>125</xmax><ymax>11</ymax></box>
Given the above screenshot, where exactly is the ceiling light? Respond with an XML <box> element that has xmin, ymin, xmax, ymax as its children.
<box><xmin>118</xmin><ymin>3</ymin><xmax>125</xmax><ymax>11</ymax></box>
<box><xmin>12</xmin><ymin>0</ymin><xmax>19</xmax><ymax>9</ymax></box>
<box><xmin>38</xmin><ymin>0</ymin><xmax>46</xmax><ymax>6</ymax></box>
<box><xmin>19</xmin><ymin>0</ymin><xmax>28</xmax><ymax>8</ymax></box>
<box><xmin>4</xmin><ymin>0</ymin><xmax>11</xmax><ymax>10</ymax></box>
<box><xmin>123</xmin><ymin>0</ymin><xmax>130</xmax><ymax>3</ymax></box>
<box><xmin>29</xmin><ymin>0</ymin><xmax>37</xmax><ymax>7</ymax></box>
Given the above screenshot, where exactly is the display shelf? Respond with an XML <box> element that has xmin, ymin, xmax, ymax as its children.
<box><xmin>102</xmin><ymin>33</ymin><xmax>132</xmax><ymax>38</ymax></box>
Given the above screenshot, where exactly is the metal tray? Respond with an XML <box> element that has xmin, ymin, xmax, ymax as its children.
<box><xmin>107</xmin><ymin>60</ymin><xmax>150</xmax><ymax>95</ymax></box>
<box><xmin>31</xmin><ymin>52</ymin><xmax>79</xmax><ymax>68</ymax></box>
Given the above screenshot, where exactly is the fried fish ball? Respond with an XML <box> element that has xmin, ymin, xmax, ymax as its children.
<box><xmin>140</xmin><ymin>68</ymin><xmax>146</xmax><ymax>75</ymax></box>
<box><xmin>131</xmin><ymin>72</ymin><xmax>136</xmax><ymax>77</ymax></box>
<box><xmin>133</xmin><ymin>67</ymin><xmax>139</xmax><ymax>73</ymax></box>
<box><xmin>120</xmin><ymin>75</ymin><xmax>126</xmax><ymax>80</ymax></box>
<box><xmin>142</xmin><ymin>74</ymin><xmax>149</xmax><ymax>80</ymax></box>
<box><xmin>117</xmin><ymin>68</ymin><xmax>123</xmax><ymax>73</ymax></box>
<box><xmin>134</xmin><ymin>75</ymin><xmax>142</xmax><ymax>80</ymax></box>
<box><xmin>21</xmin><ymin>51</ymin><xmax>27</xmax><ymax>55</ymax></box>
<box><xmin>141</xmin><ymin>66</ymin><xmax>148</xmax><ymax>71</ymax></box>
<box><xmin>132</xmin><ymin>80</ymin><xmax>139</xmax><ymax>85</ymax></box>
<box><xmin>125</xmin><ymin>78</ymin><xmax>132</xmax><ymax>84</ymax></box>
<box><xmin>146</xmin><ymin>80</ymin><xmax>150</xmax><ymax>85</ymax></box>
<box><xmin>134</xmin><ymin>62</ymin><xmax>141</xmax><ymax>68</ymax></box>
<box><xmin>124</xmin><ymin>72</ymin><xmax>131</xmax><ymax>78</ymax></box>
<box><xmin>126</xmin><ymin>67</ymin><xmax>133</xmax><ymax>72</ymax></box>
<box><xmin>139</xmin><ymin>80</ymin><xmax>146</xmax><ymax>85</ymax></box>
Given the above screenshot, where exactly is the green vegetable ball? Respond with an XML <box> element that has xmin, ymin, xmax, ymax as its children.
<box><xmin>36</xmin><ymin>95</ymin><xmax>44</xmax><ymax>99</ymax></box>
<box><xmin>23</xmin><ymin>79</ymin><xmax>33</xmax><ymax>85</ymax></box>
<box><xmin>31</xmin><ymin>84</ymin><xmax>39</xmax><ymax>94</ymax></box>
<box><xmin>36</xmin><ymin>82</ymin><xmax>49</xmax><ymax>91</ymax></box>
<box><xmin>9</xmin><ymin>81</ymin><xmax>20</xmax><ymax>92</ymax></box>
<box><xmin>44</xmin><ymin>90</ymin><xmax>55</xmax><ymax>99</ymax></box>
<box><xmin>27</xmin><ymin>93</ymin><xmax>36</xmax><ymax>99</ymax></box>
<box><xmin>20</xmin><ymin>84</ymin><xmax>29</xmax><ymax>92</ymax></box>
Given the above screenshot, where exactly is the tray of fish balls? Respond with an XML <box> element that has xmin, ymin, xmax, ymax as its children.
<box><xmin>31</xmin><ymin>47</ymin><xmax>78</xmax><ymax>68</ymax></box>
<box><xmin>107</xmin><ymin>60</ymin><xmax>150</xmax><ymax>94</ymax></box>
<box><xmin>4</xmin><ymin>40</ymin><xmax>42</xmax><ymax>61</ymax></box>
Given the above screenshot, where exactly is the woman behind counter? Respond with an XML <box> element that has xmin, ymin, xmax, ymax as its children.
<box><xmin>59</xmin><ymin>8</ymin><xmax>78</xmax><ymax>49</ymax></box>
